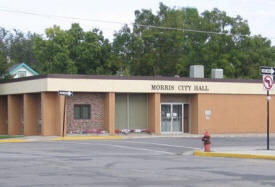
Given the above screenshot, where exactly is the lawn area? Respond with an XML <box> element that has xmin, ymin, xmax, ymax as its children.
<box><xmin>0</xmin><ymin>135</ymin><xmax>23</xmax><ymax>139</ymax></box>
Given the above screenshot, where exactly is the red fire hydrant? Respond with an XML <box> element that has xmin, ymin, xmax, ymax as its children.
<box><xmin>201</xmin><ymin>131</ymin><xmax>211</xmax><ymax>152</ymax></box>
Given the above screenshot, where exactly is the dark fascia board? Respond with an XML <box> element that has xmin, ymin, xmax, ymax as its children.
<box><xmin>0</xmin><ymin>74</ymin><xmax>48</xmax><ymax>84</ymax></box>
<box><xmin>0</xmin><ymin>74</ymin><xmax>262</xmax><ymax>84</ymax></box>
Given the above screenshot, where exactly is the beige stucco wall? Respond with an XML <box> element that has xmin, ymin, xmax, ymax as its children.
<box><xmin>8</xmin><ymin>95</ymin><xmax>23</xmax><ymax>135</ymax></box>
<box><xmin>148</xmin><ymin>93</ymin><xmax>161</xmax><ymax>135</ymax></box>
<box><xmin>0</xmin><ymin>79</ymin><xmax>47</xmax><ymax>95</ymax></box>
<box><xmin>0</xmin><ymin>77</ymin><xmax>271</xmax><ymax>95</ymax></box>
<box><xmin>41</xmin><ymin>92</ymin><xmax>64</xmax><ymax>136</ymax></box>
<box><xmin>24</xmin><ymin>94</ymin><xmax>40</xmax><ymax>136</ymax></box>
<box><xmin>57</xmin><ymin>95</ymin><xmax>66</xmax><ymax>136</ymax></box>
<box><xmin>45</xmin><ymin>78</ymin><xmax>270</xmax><ymax>95</ymax></box>
<box><xmin>1</xmin><ymin>76</ymin><xmax>275</xmax><ymax>136</ymax></box>
<box><xmin>104</xmin><ymin>92</ymin><xmax>115</xmax><ymax>135</ymax></box>
<box><xmin>190</xmin><ymin>95</ymin><xmax>199</xmax><ymax>134</ymax></box>
<box><xmin>161</xmin><ymin>94</ymin><xmax>190</xmax><ymax>103</ymax></box>
<box><xmin>196</xmin><ymin>94</ymin><xmax>275</xmax><ymax>134</ymax></box>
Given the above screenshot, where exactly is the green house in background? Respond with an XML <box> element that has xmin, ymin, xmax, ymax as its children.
<box><xmin>8</xmin><ymin>63</ymin><xmax>38</xmax><ymax>78</ymax></box>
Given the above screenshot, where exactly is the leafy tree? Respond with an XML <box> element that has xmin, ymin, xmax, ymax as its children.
<box><xmin>8</xmin><ymin>30</ymin><xmax>38</xmax><ymax>67</ymax></box>
<box><xmin>0</xmin><ymin>53</ymin><xmax>9</xmax><ymax>79</ymax></box>
<box><xmin>1</xmin><ymin>4</ymin><xmax>275</xmax><ymax>79</ymax></box>
<box><xmin>0</xmin><ymin>27</ymin><xmax>38</xmax><ymax>78</ymax></box>
<box><xmin>113</xmin><ymin>3</ymin><xmax>275</xmax><ymax>79</ymax></box>
<box><xmin>34</xmin><ymin>24</ymin><xmax>116</xmax><ymax>75</ymax></box>
<box><xmin>0</xmin><ymin>27</ymin><xmax>38</xmax><ymax>65</ymax></box>
<box><xmin>34</xmin><ymin>25</ymin><xmax>77</xmax><ymax>74</ymax></box>
<box><xmin>0</xmin><ymin>27</ymin><xmax>9</xmax><ymax>58</ymax></box>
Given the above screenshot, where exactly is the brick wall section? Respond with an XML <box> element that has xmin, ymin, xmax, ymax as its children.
<box><xmin>66</xmin><ymin>93</ymin><xmax>104</xmax><ymax>133</ymax></box>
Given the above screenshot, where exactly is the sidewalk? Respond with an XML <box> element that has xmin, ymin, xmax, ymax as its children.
<box><xmin>0</xmin><ymin>133</ymin><xmax>200</xmax><ymax>143</ymax></box>
<box><xmin>0</xmin><ymin>135</ymin><xmax>123</xmax><ymax>143</ymax></box>
<box><xmin>2</xmin><ymin>133</ymin><xmax>275</xmax><ymax>142</ymax></box>
<box><xmin>193</xmin><ymin>146</ymin><xmax>275</xmax><ymax>160</ymax></box>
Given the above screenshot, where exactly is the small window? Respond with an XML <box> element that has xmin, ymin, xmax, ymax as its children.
<box><xmin>18</xmin><ymin>71</ymin><xmax>26</xmax><ymax>78</ymax></box>
<box><xmin>74</xmin><ymin>105</ymin><xmax>91</xmax><ymax>119</ymax></box>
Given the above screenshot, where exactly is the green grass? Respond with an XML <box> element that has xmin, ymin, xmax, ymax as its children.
<box><xmin>0</xmin><ymin>135</ymin><xmax>24</xmax><ymax>139</ymax></box>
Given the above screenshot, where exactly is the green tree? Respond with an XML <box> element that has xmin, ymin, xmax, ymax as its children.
<box><xmin>0</xmin><ymin>27</ymin><xmax>39</xmax><ymax>78</ymax></box>
<box><xmin>113</xmin><ymin>3</ymin><xmax>208</xmax><ymax>76</ymax></box>
<box><xmin>8</xmin><ymin>30</ymin><xmax>38</xmax><ymax>67</ymax></box>
<box><xmin>34</xmin><ymin>24</ymin><xmax>115</xmax><ymax>75</ymax></box>
<box><xmin>0</xmin><ymin>53</ymin><xmax>9</xmax><ymax>79</ymax></box>
<box><xmin>0</xmin><ymin>27</ymin><xmax>38</xmax><ymax>67</ymax></box>
<box><xmin>113</xmin><ymin>3</ymin><xmax>275</xmax><ymax>79</ymax></box>
<box><xmin>34</xmin><ymin>25</ymin><xmax>77</xmax><ymax>74</ymax></box>
<box><xmin>0</xmin><ymin>27</ymin><xmax>9</xmax><ymax>58</ymax></box>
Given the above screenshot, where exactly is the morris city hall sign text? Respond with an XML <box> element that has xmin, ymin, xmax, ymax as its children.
<box><xmin>151</xmin><ymin>84</ymin><xmax>209</xmax><ymax>92</ymax></box>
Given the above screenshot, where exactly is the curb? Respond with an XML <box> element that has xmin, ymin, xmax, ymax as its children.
<box><xmin>49</xmin><ymin>136</ymin><xmax>123</xmax><ymax>141</ymax></box>
<box><xmin>193</xmin><ymin>150</ymin><xmax>275</xmax><ymax>160</ymax></box>
<box><xmin>0</xmin><ymin>139</ymin><xmax>29</xmax><ymax>143</ymax></box>
<box><xmin>0</xmin><ymin>136</ymin><xmax>124</xmax><ymax>143</ymax></box>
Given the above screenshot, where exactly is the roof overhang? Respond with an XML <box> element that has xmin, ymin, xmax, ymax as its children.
<box><xmin>0</xmin><ymin>74</ymin><xmax>269</xmax><ymax>95</ymax></box>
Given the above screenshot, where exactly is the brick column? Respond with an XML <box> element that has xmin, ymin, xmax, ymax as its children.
<box><xmin>104</xmin><ymin>92</ymin><xmax>115</xmax><ymax>135</ymax></box>
<box><xmin>0</xmin><ymin>96</ymin><xmax>8</xmax><ymax>134</ymax></box>
<box><xmin>41</xmin><ymin>92</ymin><xmax>64</xmax><ymax>136</ymax></box>
<box><xmin>190</xmin><ymin>94</ymin><xmax>199</xmax><ymax>134</ymax></box>
<box><xmin>8</xmin><ymin>95</ymin><xmax>22</xmax><ymax>135</ymax></box>
<box><xmin>24</xmin><ymin>94</ymin><xmax>39</xmax><ymax>136</ymax></box>
<box><xmin>148</xmin><ymin>93</ymin><xmax>160</xmax><ymax>135</ymax></box>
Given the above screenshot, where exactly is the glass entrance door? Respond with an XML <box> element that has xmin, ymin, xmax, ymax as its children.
<box><xmin>161</xmin><ymin>104</ymin><xmax>171</xmax><ymax>132</ymax></box>
<box><xmin>161</xmin><ymin>104</ymin><xmax>183</xmax><ymax>133</ymax></box>
<box><xmin>172</xmin><ymin>104</ymin><xmax>183</xmax><ymax>132</ymax></box>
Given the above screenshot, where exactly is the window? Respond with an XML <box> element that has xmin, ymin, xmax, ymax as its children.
<box><xmin>18</xmin><ymin>71</ymin><xmax>26</xmax><ymax>78</ymax></box>
<box><xmin>115</xmin><ymin>94</ymin><xmax>148</xmax><ymax>129</ymax></box>
<box><xmin>74</xmin><ymin>105</ymin><xmax>91</xmax><ymax>119</ymax></box>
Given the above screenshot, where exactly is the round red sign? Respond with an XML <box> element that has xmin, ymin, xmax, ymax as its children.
<box><xmin>263</xmin><ymin>75</ymin><xmax>274</xmax><ymax>90</ymax></box>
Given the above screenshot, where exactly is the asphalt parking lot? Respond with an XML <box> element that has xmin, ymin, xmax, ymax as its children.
<box><xmin>1</xmin><ymin>137</ymin><xmax>275</xmax><ymax>187</ymax></box>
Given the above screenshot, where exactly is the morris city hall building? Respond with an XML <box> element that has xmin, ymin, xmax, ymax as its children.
<box><xmin>0</xmin><ymin>66</ymin><xmax>274</xmax><ymax>136</ymax></box>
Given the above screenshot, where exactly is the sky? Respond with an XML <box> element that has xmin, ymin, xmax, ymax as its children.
<box><xmin>0</xmin><ymin>0</ymin><xmax>275</xmax><ymax>45</ymax></box>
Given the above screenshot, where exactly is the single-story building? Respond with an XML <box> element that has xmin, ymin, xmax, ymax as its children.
<box><xmin>0</xmin><ymin>73</ymin><xmax>274</xmax><ymax>136</ymax></box>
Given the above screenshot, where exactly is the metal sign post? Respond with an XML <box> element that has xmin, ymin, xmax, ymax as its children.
<box><xmin>267</xmin><ymin>90</ymin><xmax>270</xmax><ymax>150</ymax></box>
<box><xmin>262</xmin><ymin>73</ymin><xmax>274</xmax><ymax>150</ymax></box>
<box><xmin>58</xmin><ymin>91</ymin><xmax>73</xmax><ymax>137</ymax></box>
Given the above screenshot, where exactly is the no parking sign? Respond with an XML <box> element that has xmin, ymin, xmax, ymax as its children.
<box><xmin>263</xmin><ymin>75</ymin><xmax>273</xmax><ymax>90</ymax></box>
<box><xmin>260</xmin><ymin>67</ymin><xmax>274</xmax><ymax>150</ymax></box>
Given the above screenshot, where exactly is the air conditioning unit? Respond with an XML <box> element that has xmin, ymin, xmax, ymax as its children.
<box><xmin>190</xmin><ymin>65</ymin><xmax>204</xmax><ymax>78</ymax></box>
<box><xmin>211</xmin><ymin>69</ymin><xmax>223</xmax><ymax>79</ymax></box>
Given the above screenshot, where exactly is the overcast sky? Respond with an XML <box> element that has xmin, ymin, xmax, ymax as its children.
<box><xmin>0</xmin><ymin>0</ymin><xmax>274</xmax><ymax>45</ymax></box>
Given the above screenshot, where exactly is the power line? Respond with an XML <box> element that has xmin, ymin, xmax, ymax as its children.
<box><xmin>0</xmin><ymin>7</ymin><xmax>273</xmax><ymax>39</ymax></box>
<box><xmin>0</xmin><ymin>7</ymin><xmax>125</xmax><ymax>25</ymax></box>
<box><xmin>134</xmin><ymin>24</ymin><xmax>246</xmax><ymax>37</ymax></box>
<box><xmin>0</xmin><ymin>7</ymin><xmax>236</xmax><ymax>36</ymax></box>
